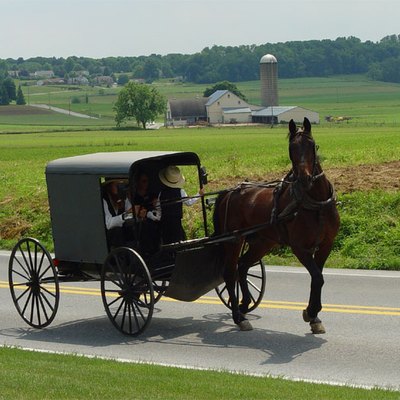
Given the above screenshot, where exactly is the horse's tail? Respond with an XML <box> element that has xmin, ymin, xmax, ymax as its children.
<box><xmin>212</xmin><ymin>192</ymin><xmax>226</xmax><ymax>237</ymax></box>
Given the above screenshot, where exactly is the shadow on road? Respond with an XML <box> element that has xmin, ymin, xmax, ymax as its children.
<box><xmin>0</xmin><ymin>311</ymin><xmax>326</xmax><ymax>365</ymax></box>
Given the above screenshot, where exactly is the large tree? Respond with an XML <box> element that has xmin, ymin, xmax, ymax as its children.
<box><xmin>114</xmin><ymin>81</ymin><xmax>166</xmax><ymax>129</ymax></box>
<box><xmin>203</xmin><ymin>81</ymin><xmax>247</xmax><ymax>101</ymax></box>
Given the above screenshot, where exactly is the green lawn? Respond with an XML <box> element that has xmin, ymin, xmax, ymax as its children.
<box><xmin>0</xmin><ymin>347</ymin><xmax>397</xmax><ymax>400</ymax></box>
<box><xmin>0</xmin><ymin>124</ymin><xmax>399</xmax><ymax>269</ymax></box>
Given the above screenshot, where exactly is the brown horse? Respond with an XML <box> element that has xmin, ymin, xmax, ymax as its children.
<box><xmin>213</xmin><ymin>118</ymin><xmax>340</xmax><ymax>333</ymax></box>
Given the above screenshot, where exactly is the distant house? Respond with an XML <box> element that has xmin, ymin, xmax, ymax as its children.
<box><xmin>34</xmin><ymin>70</ymin><xmax>55</xmax><ymax>79</ymax></box>
<box><xmin>8</xmin><ymin>70</ymin><xmax>19</xmax><ymax>78</ymax></box>
<box><xmin>93</xmin><ymin>76</ymin><xmax>114</xmax><ymax>86</ymax></box>
<box><xmin>166</xmin><ymin>98</ymin><xmax>208</xmax><ymax>126</ymax></box>
<box><xmin>37</xmin><ymin>78</ymin><xmax>66</xmax><ymax>86</ymax></box>
<box><xmin>67</xmin><ymin>76</ymin><xmax>89</xmax><ymax>85</ymax></box>
<box><xmin>75</xmin><ymin>70</ymin><xmax>90</xmax><ymax>77</ymax></box>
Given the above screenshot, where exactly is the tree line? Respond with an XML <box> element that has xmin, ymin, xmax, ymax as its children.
<box><xmin>1</xmin><ymin>35</ymin><xmax>400</xmax><ymax>84</ymax></box>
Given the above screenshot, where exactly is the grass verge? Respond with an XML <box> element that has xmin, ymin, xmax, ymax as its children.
<box><xmin>0</xmin><ymin>347</ymin><xmax>398</xmax><ymax>400</ymax></box>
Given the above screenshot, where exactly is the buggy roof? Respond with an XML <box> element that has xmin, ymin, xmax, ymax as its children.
<box><xmin>46</xmin><ymin>151</ymin><xmax>201</xmax><ymax>176</ymax></box>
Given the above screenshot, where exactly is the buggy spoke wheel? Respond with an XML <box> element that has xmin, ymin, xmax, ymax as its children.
<box><xmin>152</xmin><ymin>280</ymin><xmax>167</xmax><ymax>304</ymax></box>
<box><xmin>9</xmin><ymin>238</ymin><xmax>59</xmax><ymax>328</ymax></box>
<box><xmin>216</xmin><ymin>259</ymin><xmax>266</xmax><ymax>313</ymax></box>
<box><xmin>101</xmin><ymin>247</ymin><xmax>154</xmax><ymax>336</ymax></box>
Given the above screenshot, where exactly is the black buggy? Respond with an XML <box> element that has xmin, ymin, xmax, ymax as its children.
<box><xmin>9</xmin><ymin>151</ymin><xmax>266</xmax><ymax>335</ymax></box>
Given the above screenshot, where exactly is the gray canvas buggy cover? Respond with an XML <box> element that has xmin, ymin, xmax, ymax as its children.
<box><xmin>46</xmin><ymin>151</ymin><xmax>224</xmax><ymax>301</ymax></box>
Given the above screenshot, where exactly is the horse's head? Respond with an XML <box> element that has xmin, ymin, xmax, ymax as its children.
<box><xmin>288</xmin><ymin>118</ymin><xmax>318</xmax><ymax>190</ymax></box>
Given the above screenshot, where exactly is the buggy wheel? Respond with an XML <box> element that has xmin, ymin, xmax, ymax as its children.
<box><xmin>215</xmin><ymin>259</ymin><xmax>266</xmax><ymax>313</ymax></box>
<box><xmin>9</xmin><ymin>238</ymin><xmax>59</xmax><ymax>328</ymax></box>
<box><xmin>152</xmin><ymin>280</ymin><xmax>167</xmax><ymax>304</ymax></box>
<box><xmin>101</xmin><ymin>247</ymin><xmax>154</xmax><ymax>336</ymax></box>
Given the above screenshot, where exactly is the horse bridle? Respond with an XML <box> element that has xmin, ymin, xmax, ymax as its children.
<box><xmin>290</xmin><ymin>133</ymin><xmax>324</xmax><ymax>186</ymax></box>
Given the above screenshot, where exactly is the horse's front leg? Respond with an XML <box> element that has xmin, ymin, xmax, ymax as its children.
<box><xmin>292</xmin><ymin>247</ymin><xmax>326</xmax><ymax>334</ymax></box>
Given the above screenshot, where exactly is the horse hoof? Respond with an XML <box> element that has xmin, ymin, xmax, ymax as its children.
<box><xmin>310</xmin><ymin>322</ymin><xmax>326</xmax><ymax>334</ymax></box>
<box><xmin>302</xmin><ymin>309</ymin><xmax>311</xmax><ymax>323</ymax></box>
<box><xmin>238</xmin><ymin>320</ymin><xmax>253</xmax><ymax>331</ymax></box>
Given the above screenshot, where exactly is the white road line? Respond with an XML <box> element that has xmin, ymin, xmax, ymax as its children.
<box><xmin>6</xmin><ymin>345</ymin><xmax>399</xmax><ymax>391</ymax></box>
<box><xmin>266</xmin><ymin>268</ymin><xmax>400</xmax><ymax>279</ymax></box>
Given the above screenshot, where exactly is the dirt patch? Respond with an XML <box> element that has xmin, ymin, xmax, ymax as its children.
<box><xmin>0</xmin><ymin>105</ymin><xmax>53</xmax><ymax>116</ymax></box>
<box><xmin>0</xmin><ymin>217</ymin><xmax>31</xmax><ymax>240</ymax></box>
<box><xmin>326</xmin><ymin>161</ymin><xmax>400</xmax><ymax>193</ymax></box>
<box><xmin>208</xmin><ymin>161</ymin><xmax>400</xmax><ymax>193</ymax></box>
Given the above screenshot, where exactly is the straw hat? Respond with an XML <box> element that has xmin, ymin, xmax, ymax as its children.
<box><xmin>159</xmin><ymin>166</ymin><xmax>185</xmax><ymax>189</ymax></box>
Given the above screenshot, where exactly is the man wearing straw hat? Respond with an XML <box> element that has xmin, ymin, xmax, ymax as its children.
<box><xmin>158</xmin><ymin>165</ymin><xmax>204</xmax><ymax>245</ymax></box>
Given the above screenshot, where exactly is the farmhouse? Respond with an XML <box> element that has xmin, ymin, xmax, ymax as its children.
<box><xmin>166</xmin><ymin>91</ymin><xmax>320</xmax><ymax>126</ymax></box>
<box><xmin>67</xmin><ymin>76</ymin><xmax>89</xmax><ymax>85</ymax></box>
<box><xmin>33</xmin><ymin>70</ymin><xmax>55</xmax><ymax>79</ymax></box>
<box><xmin>165</xmin><ymin>54</ymin><xmax>320</xmax><ymax>126</ymax></box>
<box><xmin>93</xmin><ymin>76</ymin><xmax>114</xmax><ymax>86</ymax></box>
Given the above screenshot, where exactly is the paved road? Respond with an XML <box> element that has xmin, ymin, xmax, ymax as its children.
<box><xmin>30</xmin><ymin>104</ymin><xmax>98</xmax><ymax>119</ymax></box>
<box><xmin>0</xmin><ymin>251</ymin><xmax>399</xmax><ymax>389</ymax></box>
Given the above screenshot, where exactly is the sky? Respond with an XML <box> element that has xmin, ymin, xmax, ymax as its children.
<box><xmin>1</xmin><ymin>0</ymin><xmax>399</xmax><ymax>59</ymax></box>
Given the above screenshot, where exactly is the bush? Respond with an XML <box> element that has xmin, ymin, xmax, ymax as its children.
<box><xmin>71</xmin><ymin>96</ymin><xmax>81</xmax><ymax>104</ymax></box>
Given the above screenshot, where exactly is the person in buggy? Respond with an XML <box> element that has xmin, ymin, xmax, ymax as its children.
<box><xmin>158</xmin><ymin>165</ymin><xmax>204</xmax><ymax>245</ymax></box>
<box><xmin>102</xmin><ymin>178</ymin><xmax>133</xmax><ymax>248</ymax></box>
<box><xmin>133</xmin><ymin>172</ymin><xmax>161</xmax><ymax>256</ymax></box>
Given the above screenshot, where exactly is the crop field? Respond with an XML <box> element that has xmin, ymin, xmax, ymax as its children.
<box><xmin>0</xmin><ymin>105</ymin><xmax>108</xmax><ymax>131</ymax></box>
<box><xmin>0</xmin><ymin>122</ymin><xmax>399</xmax><ymax>269</ymax></box>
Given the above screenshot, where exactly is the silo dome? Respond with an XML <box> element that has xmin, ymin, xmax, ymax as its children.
<box><xmin>260</xmin><ymin>54</ymin><xmax>277</xmax><ymax>64</ymax></box>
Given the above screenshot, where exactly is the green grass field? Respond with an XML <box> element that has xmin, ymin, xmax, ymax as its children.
<box><xmin>0</xmin><ymin>347</ymin><xmax>397</xmax><ymax>400</ymax></box>
<box><xmin>5</xmin><ymin>74</ymin><xmax>400</xmax><ymax>128</ymax></box>
<box><xmin>0</xmin><ymin>123</ymin><xmax>399</xmax><ymax>269</ymax></box>
<box><xmin>0</xmin><ymin>75</ymin><xmax>398</xmax><ymax>398</ymax></box>
<box><xmin>0</xmin><ymin>74</ymin><xmax>399</xmax><ymax>269</ymax></box>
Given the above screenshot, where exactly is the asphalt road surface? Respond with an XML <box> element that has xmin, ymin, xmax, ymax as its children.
<box><xmin>0</xmin><ymin>251</ymin><xmax>399</xmax><ymax>390</ymax></box>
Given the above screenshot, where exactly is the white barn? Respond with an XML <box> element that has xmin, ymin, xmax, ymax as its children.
<box><xmin>205</xmin><ymin>90</ymin><xmax>251</xmax><ymax>124</ymax></box>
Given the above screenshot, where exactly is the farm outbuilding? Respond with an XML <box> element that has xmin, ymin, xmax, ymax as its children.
<box><xmin>166</xmin><ymin>98</ymin><xmax>208</xmax><ymax>126</ymax></box>
<box><xmin>165</xmin><ymin>53</ymin><xmax>320</xmax><ymax>126</ymax></box>
<box><xmin>252</xmin><ymin>106</ymin><xmax>320</xmax><ymax>124</ymax></box>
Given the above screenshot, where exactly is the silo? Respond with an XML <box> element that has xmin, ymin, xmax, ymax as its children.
<box><xmin>260</xmin><ymin>54</ymin><xmax>278</xmax><ymax>107</ymax></box>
